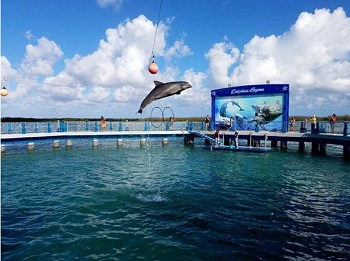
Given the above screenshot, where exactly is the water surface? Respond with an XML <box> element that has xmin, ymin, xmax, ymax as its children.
<box><xmin>2</xmin><ymin>139</ymin><xmax>350</xmax><ymax>260</ymax></box>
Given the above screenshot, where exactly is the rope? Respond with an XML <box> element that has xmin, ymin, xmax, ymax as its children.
<box><xmin>151</xmin><ymin>0</ymin><xmax>163</xmax><ymax>60</ymax></box>
<box><xmin>142</xmin><ymin>0</ymin><xmax>163</xmax><ymax>89</ymax></box>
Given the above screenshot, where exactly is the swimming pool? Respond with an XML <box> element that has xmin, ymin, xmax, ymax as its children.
<box><xmin>1</xmin><ymin>139</ymin><xmax>350</xmax><ymax>260</ymax></box>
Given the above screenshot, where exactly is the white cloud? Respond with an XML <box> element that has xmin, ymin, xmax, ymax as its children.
<box><xmin>164</xmin><ymin>38</ymin><xmax>192</xmax><ymax>61</ymax></box>
<box><xmin>2</xmin><ymin>8</ymin><xmax>349</xmax><ymax>118</ymax></box>
<box><xmin>20</xmin><ymin>37</ymin><xmax>63</xmax><ymax>76</ymax></box>
<box><xmin>206</xmin><ymin>7</ymin><xmax>350</xmax><ymax>115</ymax></box>
<box><xmin>25</xmin><ymin>30</ymin><xmax>34</xmax><ymax>40</ymax></box>
<box><xmin>96</xmin><ymin>0</ymin><xmax>124</xmax><ymax>11</ymax></box>
<box><xmin>182</xmin><ymin>69</ymin><xmax>207</xmax><ymax>103</ymax></box>
<box><xmin>3</xmin><ymin>36</ymin><xmax>64</xmax><ymax>103</ymax></box>
<box><xmin>1</xmin><ymin>14</ymin><xmax>195</xmax><ymax>117</ymax></box>
<box><xmin>113</xmin><ymin>85</ymin><xmax>139</xmax><ymax>103</ymax></box>
<box><xmin>64</xmin><ymin>15</ymin><xmax>167</xmax><ymax>87</ymax></box>
<box><xmin>40</xmin><ymin>74</ymin><xmax>85</xmax><ymax>102</ymax></box>
<box><xmin>1</xmin><ymin>57</ymin><xmax>16</xmax><ymax>81</ymax></box>
<box><xmin>84</xmin><ymin>86</ymin><xmax>111</xmax><ymax>103</ymax></box>
<box><xmin>205</xmin><ymin>42</ymin><xmax>240</xmax><ymax>86</ymax></box>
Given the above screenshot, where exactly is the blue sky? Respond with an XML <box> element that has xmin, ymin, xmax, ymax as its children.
<box><xmin>1</xmin><ymin>0</ymin><xmax>350</xmax><ymax>118</ymax></box>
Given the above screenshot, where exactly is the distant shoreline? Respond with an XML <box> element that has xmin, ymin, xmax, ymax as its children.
<box><xmin>1</xmin><ymin>115</ymin><xmax>350</xmax><ymax>122</ymax></box>
<box><xmin>0</xmin><ymin>117</ymin><xmax>205</xmax><ymax>123</ymax></box>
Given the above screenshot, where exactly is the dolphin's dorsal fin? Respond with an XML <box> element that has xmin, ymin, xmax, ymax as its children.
<box><xmin>154</xmin><ymin>81</ymin><xmax>164</xmax><ymax>88</ymax></box>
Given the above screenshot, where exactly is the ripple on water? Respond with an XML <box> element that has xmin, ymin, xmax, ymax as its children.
<box><xmin>1</xmin><ymin>144</ymin><xmax>350</xmax><ymax>260</ymax></box>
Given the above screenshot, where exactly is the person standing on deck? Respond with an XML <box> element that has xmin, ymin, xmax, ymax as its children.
<box><xmin>169</xmin><ymin>117</ymin><xmax>174</xmax><ymax>131</ymax></box>
<box><xmin>233</xmin><ymin>131</ymin><xmax>239</xmax><ymax>148</ymax></box>
<box><xmin>310</xmin><ymin>115</ymin><xmax>317</xmax><ymax>124</ymax></box>
<box><xmin>329</xmin><ymin>114</ymin><xmax>336</xmax><ymax>133</ymax></box>
<box><xmin>289</xmin><ymin>116</ymin><xmax>295</xmax><ymax>132</ymax></box>
<box><xmin>205</xmin><ymin>115</ymin><xmax>210</xmax><ymax>131</ymax></box>
<box><xmin>253</xmin><ymin>113</ymin><xmax>260</xmax><ymax>132</ymax></box>
<box><xmin>215</xmin><ymin>129</ymin><xmax>220</xmax><ymax>146</ymax></box>
<box><xmin>309</xmin><ymin>115</ymin><xmax>317</xmax><ymax>133</ymax></box>
<box><xmin>229</xmin><ymin>117</ymin><xmax>234</xmax><ymax>130</ymax></box>
<box><xmin>100</xmin><ymin>116</ymin><xmax>107</xmax><ymax>131</ymax></box>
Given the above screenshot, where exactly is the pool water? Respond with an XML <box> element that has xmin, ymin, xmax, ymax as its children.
<box><xmin>1</xmin><ymin>138</ymin><xmax>350</xmax><ymax>260</ymax></box>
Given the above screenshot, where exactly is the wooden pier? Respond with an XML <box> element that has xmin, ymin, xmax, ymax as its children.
<box><xmin>189</xmin><ymin>130</ymin><xmax>350</xmax><ymax>159</ymax></box>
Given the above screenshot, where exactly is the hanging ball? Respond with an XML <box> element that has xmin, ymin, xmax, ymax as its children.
<box><xmin>1</xmin><ymin>87</ymin><xmax>8</xmax><ymax>97</ymax></box>
<box><xmin>148</xmin><ymin>61</ymin><xmax>158</xmax><ymax>74</ymax></box>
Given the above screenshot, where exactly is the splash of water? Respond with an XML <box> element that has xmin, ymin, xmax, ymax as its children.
<box><xmin>136</xmin><ymin>191</ymin><xmax>167</xmax><ymax>202</ymax></box>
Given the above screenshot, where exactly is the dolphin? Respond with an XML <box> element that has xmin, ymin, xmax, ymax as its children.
<box><xmin>219</xmin><ymin>101</ymin><xmax>244</xmax><ymax>117</ymax></box>
<box><xmin>137</xmin><ymin>81</ymin><xmax>192</xmax><ymax>113</ymax></box>
<box><xmin>231</xmin><ymin>101</ymin><xmax>245</xmax><ymax>111</ymax></box>
<box><xmin>235</xmin><ymin>113</ymin><xmax>248</xmax><ymax>129</ymax></box>
<box><xmin>252</xmin><ymin>101</ymin><xmax>281</xmax><ymax>115</ymax></box>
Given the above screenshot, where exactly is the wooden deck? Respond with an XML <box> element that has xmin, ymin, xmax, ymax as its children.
<box><xmin>191</xmin><ymin>130</ymin><xmax>350</xmax><ymax>159</ymax></box>
<box><xmin>1</xmin><ymin>130</ymin><xmax>349</xmax><ymax>159</ymax></box>
<box><xmin>206</xmin><ymin>130</ymin><xmax>350</xmax><ymax>146</ymax></box>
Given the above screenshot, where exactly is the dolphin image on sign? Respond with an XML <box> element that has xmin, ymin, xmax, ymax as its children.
<box><xmin>251</xmin><ymin>101</ymin><xmax>282</xmax><ymax>122</ymax></box>
<box><xmin>137</xmin><ymin>81</ymin><xmax>192</xmax><ymax>114</ymax></box>
<box><xmin>219</xmin><ymin>100</ymin><xmax>245</xmax><ymax>117</ymax></box>
<box><xmin>251</xmin><ymin>101</ymin><xmax>281</xmax><ymax>115</ymax></box>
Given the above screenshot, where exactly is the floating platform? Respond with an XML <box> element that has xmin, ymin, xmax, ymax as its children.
<box><xmin>202</xmin><ymin>145</ymin><xmax>273</xmax><ymax>153</ymax></box>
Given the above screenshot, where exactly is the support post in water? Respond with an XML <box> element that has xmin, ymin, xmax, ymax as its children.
<box><xmin>92</xmin><ymin>139</ymin><xmax>99</xmax><ymax>147</ymax></box>
<box><xmin>162</xmin><ymin>138</ymin><xmax>168</xmax><ymax>146</ymax></box>
<box><xmin>27</xmin><ymin>142</ymin><xmax>35</xmax><ymax>151</ymax></box>
<box><xmin>52</xmin><ymin>140</ymin><xmax>60</xmax><ymax>148</ymax></box>
<box><xmin>140</xmin><ymin>138</ymin><xmax>146</xmax><ymax>146</ymax></box>
<box><xmin>66</xmin><ymin>140</ymin><xmax>73</xmax><ymax>148</ymax></box>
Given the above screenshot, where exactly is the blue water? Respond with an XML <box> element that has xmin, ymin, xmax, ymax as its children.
<box><xmin>1</xmin><ymin>138</ymin><xmax>350</xmax><ymax>260</ymax></box>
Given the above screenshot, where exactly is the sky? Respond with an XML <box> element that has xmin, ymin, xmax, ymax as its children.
<box><xmin>1</xmin><ymin>0</ymin><xmax>350</xmax><ymax>119</ymax></box>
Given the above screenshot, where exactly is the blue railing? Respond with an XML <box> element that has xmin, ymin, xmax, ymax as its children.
<box><xmin>1</xmin><ymin>121</ymin><xmax>349</xmax><ymax>136</ymax></box>
<box><xmin>298</xmin><ymin>121</ymin><xmax>348</xmax><ymax>136</ymax></box>
<box><xmin>1</xmin><ymin>121</ymin><xmax>205</xmax><ymax>134</ymax></box>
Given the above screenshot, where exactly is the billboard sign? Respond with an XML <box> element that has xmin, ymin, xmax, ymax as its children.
<box><xmin>211</xmin><ymin>84</ymin><xmax>289</xmax><ymax>132</ymax></box>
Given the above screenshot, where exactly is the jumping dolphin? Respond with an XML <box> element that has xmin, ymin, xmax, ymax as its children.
<box><xmin>137</xmin><ymin>81</ymin><xmax>192</xmax><ymax>114</ymax></box>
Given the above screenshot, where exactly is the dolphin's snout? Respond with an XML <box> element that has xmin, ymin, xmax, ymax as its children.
<box><xmin>183</xmin><ymin>82</ymin><xmax>192</xmax><ymax>90</ymax></box>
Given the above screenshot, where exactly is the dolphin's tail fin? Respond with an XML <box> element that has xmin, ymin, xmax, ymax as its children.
<box><xmin>137</xmin><ymin>109</ymin><xmax>143</xmax><ymax>114</ymax></box>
